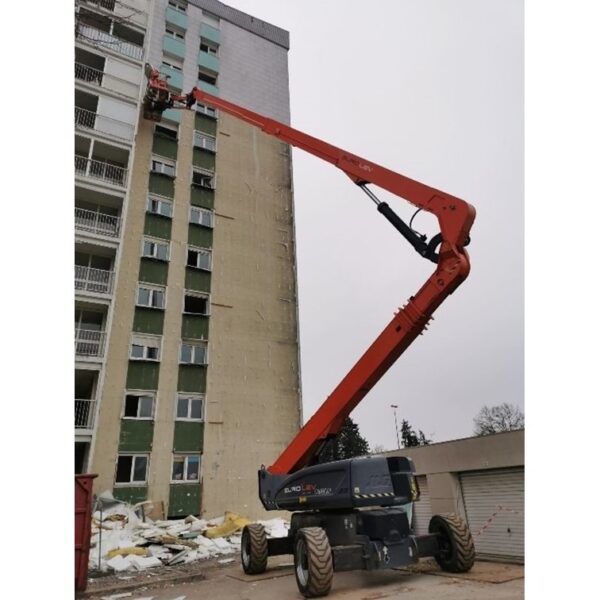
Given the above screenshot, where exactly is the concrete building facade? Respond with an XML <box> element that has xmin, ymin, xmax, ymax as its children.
<box><xmin>385</xmin><ymin>429</ymin><xmax>524</xmax><ymax>562</ymax></box>
<box><xmin>75</xmin><ymin>0</ymin><xmax>301</xmax><ymax>519</ymax></box>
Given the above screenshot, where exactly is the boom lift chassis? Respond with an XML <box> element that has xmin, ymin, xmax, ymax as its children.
<box><xmin>143</xmin><ymin>67</ymin><xmax>477</xmax><ymax>597</ymax></box>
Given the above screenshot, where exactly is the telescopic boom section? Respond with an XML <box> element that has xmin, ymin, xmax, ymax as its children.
<box><xmin>144</xmin><ymin>75</ymin><xmax>475</xmax><ymax>476</ymax></box>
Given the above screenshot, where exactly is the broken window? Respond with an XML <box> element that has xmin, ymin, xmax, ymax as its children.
<box><xmin>176</xmin><ymin>394</ymin><xmax>204</xmax><ymax>420</ymax></box>
<box><xmin>130</xmin><ymin>334</ymin><xmax>161</xmax><ymax>361</ymax></box>
<box><xmin>171</xmin><ymin>454</ymin><xmax>200</xmax><ymax>482</ymax></box>
<box><xmin>142</xmin><ymin>237</ymin><xmax>170</xmax><ymax>261</ymax></box>
<box><xmin>187</xmin><ymin>246</ymin><xmax>212</xmax><ymax>270</ymax></box>
<box><xmin>190</xmin><ymin>206</ymin><xmax>214</xmax><ymax>228</ymax></box>
<box><xmin>137</xmin><ymin>284</ymin><xmax>166</xmax><ymax>309</ymax></box>
<box><xmin>147</xmin><ymin>196</ymin><xmax>173</xmax><ymax>218</ymax></box>
<box><xmin>123</xmin><ymin>393</ymin><xmax>154</xmax><ymax>419</ymax></box>
<box><xmin>180</xmin><ymin>341</ymin><xmax>208</xmax><ymax>365</ymax></box>
<box><xmin>184</xmin><ymin>291</ymin><xmax>209</xmax><ymax>315</ymax></box>
<box><xmin>115</xmin><ymin>454</ymin><xmax>148</xmax><ymax>484</ymax></box>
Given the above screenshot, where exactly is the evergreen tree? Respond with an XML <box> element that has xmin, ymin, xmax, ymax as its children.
<box><xmin>318</xmin><ymin>417</ymin><xmax>370</xmax><ymax>462</ymax></box>
<box><xmin>401</xmin><ymin>419</ymin><xmax>432</xmax><ymax>447</ymax></box>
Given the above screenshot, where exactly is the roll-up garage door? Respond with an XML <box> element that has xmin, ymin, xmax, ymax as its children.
<box><xmin>460</xmin><ymin>468</ymin><xmax>524</xmax><ymax>562</ymax></box>
<box><xmin>411</xmin><ymin>475</ymin><xmax>432</xmax><ymax>536</ymax></box>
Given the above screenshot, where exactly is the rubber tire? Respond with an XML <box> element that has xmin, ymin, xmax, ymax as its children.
<box><xmin>294</xmin><ymin>527</ymin><xmax>334</xmax><ymax>598</ymax></box>
<box><xmin>241</xmin><ymin>524</ymin><xmax>268</xmax><ymax>575</ymax></box>
<box><xmin>429</xmin><ymin>513</ymin><xmax>475</xmax><ymax>573</ymax></box>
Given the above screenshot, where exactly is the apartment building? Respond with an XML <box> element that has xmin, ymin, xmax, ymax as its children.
<box><xmin>75</xmin><ymin>0</ymin><xmax>301</xmax><ymax>518</ymax></box>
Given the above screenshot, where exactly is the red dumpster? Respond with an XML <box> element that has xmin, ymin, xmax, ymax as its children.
<box><xmin>75</xmin><ymin>474</ymin><xmax>97</xmax><ymax>592</ymax></box>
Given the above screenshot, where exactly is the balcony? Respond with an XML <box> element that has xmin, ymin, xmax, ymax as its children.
<box><xmin>166</xmin><ymin>5</ymin><xmax>187</xmax><ymax>29</ymax></box>
<box><xmin>198</xmin><ymin>51</ymin><xmax>219</xmax><ymax>73</ymax></box>
<box><xmin>75</xmin><ymin>329</ymin><xmax>106</xmax><ymax>357</ymax></box>
<box><xmin>197</xmin><ymin>80</ymin><xmax>219</xmax><ymax>96</ymax></box>
<box><xmin>75</xmin><ymin>155</ymin><xmax>128</xmax><ymax>187</ymax></box>
<box><xmin>75</xmin><ymin>399</ymin><xmax>97</xmax><ymax>430</ymax></box>
<box><xmin>200</xmin><ymin>23</ymin><xmax>220</xmax><ymax>45</ymax></box>
<box><xmin>75</xmin><ymin>265</ymin><xmax>115</xmax><ymax>295</ymax></box>
<box><xmin>76</xmin><ymin>23</ymin><xmax>144</xmax><ymax>61</ymax></box>
<box><xmin>75</xmin><ymin>207</ymin><xmax>121</xmax><ymax>238</ymax></box>
<box><xmin>75</xmin><ymin>62</ymin><xmax>138</xmax><ymax>99</ymax></box>
<box><xmin>75</xmin><ymin>106</ymin><xmax>134</xmax><ymax>141</ymax></box>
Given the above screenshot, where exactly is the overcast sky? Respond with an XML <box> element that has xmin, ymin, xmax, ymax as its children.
<box><xmin>223</xmin><ymin>0</ymin><xmax>524</xmax><ymax>449</ymax></box>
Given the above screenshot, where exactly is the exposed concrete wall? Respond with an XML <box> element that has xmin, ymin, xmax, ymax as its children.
<box><xmin>201</xmin><ymin>112</ymin><xmax>301</xmax><ymax>518</ymax></box>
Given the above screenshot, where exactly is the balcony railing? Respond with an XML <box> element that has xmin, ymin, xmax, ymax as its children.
<box><xmin>75</xmin><ymin>62</ymin><xmax>138</xmax><ymax>98</ymax></box>
<box><xmin>75</xmin><ymin>265</ymin><xmax>114</xmax><ymax>295</ymax></box>
<box><xmin>75</xmin><ymin>106</ymin><xmax>134</xmax><ymax>140</ymax></box>
<box><xmin>75</xmin><ymin>399</ymin><xmax>97</xmax><ymax>429</ymax></box>
<box><xmin>75</xmin><ymin>329</ymin><xmax>106</xmax><ymax>357</ymax></box>
<box><xmin>193</xmin><ymin>131</ymin><xmax>216</xmax><ymax>152</ymax></box>
<box><xmin>76</xmin><ymin>23</ymin><xmax>144</xmax><ymax>61</ymax></box>
<box><xmin>75</xmin><ymin>207</ymin><xmax>121</xmax><ymax>238</ymax></box>
<box><xmin>75</xmin><ymin>155</ymin><xmax>128</xmax><ymax>187</ymax></box>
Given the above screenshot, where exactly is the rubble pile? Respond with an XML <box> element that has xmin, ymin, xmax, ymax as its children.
<box><xmin>88</xmin><ymin>494</ymin><xmax>289</xmax><ymax>574</ymax></box>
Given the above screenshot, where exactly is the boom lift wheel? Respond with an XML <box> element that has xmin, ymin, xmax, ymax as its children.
<box><xmin>241</xmin><ymin>523</ymin><xmax>268</xmax><ymax>574</ymax></box>
<box><xmin>428</xmin><ymin>513</ymin><xmax>475</xmax><ymax>572</ymax></box>
<box><xmin>294</xmin><ymin>527</ymin><xmax>333</xmax><ymax>598</ymax></box>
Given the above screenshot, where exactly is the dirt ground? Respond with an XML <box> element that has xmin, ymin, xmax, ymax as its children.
<box><xmin>83</xmin><ymin>556</ymin><xmax>524</xmax><ymax>600</ymax></box>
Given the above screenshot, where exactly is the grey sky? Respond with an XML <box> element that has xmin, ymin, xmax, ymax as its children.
<box><xmin>223</xmin><ymin>0</ymin><xmax>524</xmax><ymax>449</ymax></box>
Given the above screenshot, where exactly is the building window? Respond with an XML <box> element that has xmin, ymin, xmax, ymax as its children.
<box><xmin>193</xmin><ymin>130</ymin><xmax>216</xmax><ymax>152</ymax></box>
<box><xmin>142</xmin><ymin>237</ymin><xmax>170</xmax><ymax>261</ymax></box>
<box><xmin>196</xmin><ymin>103</ymin><xmax>217</xmax><ymax>118</ymax></box>
<box><xmin>171</xmin><ymin>454</ymin><xmax>200</xmax><ymax>482</ymax></box>
<box><xmin>123</xmin><ymin>392</ymin><xmax>155</xmax><ymax>419</ymax></box>
<box><xmin>187</xmin><ymin>246</ymin><xmax>212</xmax><ymax>271</ymax></box>
<box><xmin>190</xmin><ymin>206</ymin><xmax>214</xmax><ymax>228</ymax></box>
<box><xmin>200</xmin><ymin>40</ymin><xmax>218</xmax><ymax>55</ymax></box>
<box><xmin>180</xmin><ymin>341</ymin><xmax>208</xmax><ymax>365</ymax></box>
<box><xmin>130</xmin><ymin>334</ymin><xmax>161</xmax><ymax>361</ymax></box>
<box><xmin>176</xmin><ymin>393</ymin><xmax>204</xmax><ymax>421</ymax></box>
<box><xmin>184</xmin><ymin>291</ymin><xmax>209</xmax><ymax>315</ymax></box>
<box><xmin>147</xmin><ymin>196</ymin><xmax>173</xmax><ymax>218</ymax></box>
<box><xmin>155</xmin><ymin>123</ymin><xmax>179</xmax><ymax>139</ymax></box>
<box><xmin>192</xmin><ymin>168</ymin><xmax>215</xmax><ymax>189</ymax></box>
<box><xmin>115</xmin><ymin>454</ymin><xmax>148</xmax><ymax>484</ymax></box>
<box><xmin>137</xmin><ymin>284</ymin><xmax>166</xmax><ymax>309</ymax></box>
<box><xmin>198</xmin><ymin>70</ymin><xmax>217</xmax><ymax>86</ymax></box>
<box><xmin>161</xmin><ymin>60</ymin><xmax>183</xmax><ymax>73</ymax></box>
<box><xmin>165</xmin><ymin>26</ymin><xmax>185</xmax><ymax>40</ymax></box>
<box><xmin>202</xmin><ymin>12</ymin><xmax>220</xmax><ymax>28</ymax></box>
<box><xmin>151</xmin><ymin>156</ymin><xmax>176</xmax><ymax>177</ymax></box>
<box><xmin>168</xmin><ymin>0</ymin><xmax>187</xmax><ymax>13</ymax></box>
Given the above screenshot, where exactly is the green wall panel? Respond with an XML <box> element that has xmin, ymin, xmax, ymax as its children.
<box><xmin>153</xmin><ymin>135</ymin><xmax>178</xmax><ymax>160</ymax></box>
<box><xmin>194</xmin><ymin>113</ymin><xmax>217</xmax><ymax>136</ymax></box>
<box><xmin>144</xmin><ymin>214</ymin><xmax>172</xmax><ymax>240</ymax></box>
<box><xmin>178</xmin><ymin>365</ymin><xmax>207</xmax><ymax>393</ymax></box>
<box><xmin>113</xmin><ymin>486</ymin><xmax>148</xmax><ymax>504</ymax></box>
<box><xmin>190</xmin><ymin>186</ymin><xmax>214</xmax><ymax>209</ymax></box>
<box><xmin>185</xmin><ymin>268</ymin><xmax>211</xmax><ymax>292</ymax></box>
<box><xmin>168</xmin><ymin>484</ymin><xmax>201</xmax><ymax>517</ymax></box>
<box><xmin>181</xmin><ymin>314</ymin><xmax>209</xmax><ymax>339</ymax></box>
<box><xmin>192</xmin><ymin>148</ymin><xmax>216</xmax><ymax>170</ymax></box>
<box><xmin>173</xmin><ymin>421</ymin><xmax>204</xmax><ymax>452</ymax></box>
<box><xmin>139</xmin><ymin>258</ymin><xmax>168</xmax><ymax>285</ymax></box>
<box><xmin>127</xmin><ymin>361</ymin><xmax>160</xmax><ymax>390</ymax></box>
<box><xmin>187</xmin><ymin>225</ymin><xmax>213</xmax><ymax>248</ymax></box>
<box><xmin>149</xmin><ymin>173</ymin><xmax>174</xmax><ymax>198</ymax></box>
<box><xmin>119</xmin><ymin>420</ymin><xmax>154</xmax><ymax>452</ymax></box>
<box><xmin>133</xmin><ymin>307</ymin><xmax>164</xmax><ymax>335</ymax></box>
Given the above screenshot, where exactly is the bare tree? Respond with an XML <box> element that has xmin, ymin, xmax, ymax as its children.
<box><xmin>473</xmin><ymin>403</ymin><xmax>524</xmax><ymax>436</ymax></box>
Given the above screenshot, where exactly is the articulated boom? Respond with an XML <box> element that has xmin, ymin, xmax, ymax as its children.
<box><xmin>143</xmin><ymin>69</ymin><xmax>476</xmax><ymax>476</ymax></box>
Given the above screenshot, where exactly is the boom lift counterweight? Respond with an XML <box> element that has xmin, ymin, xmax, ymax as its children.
<box><xmin>143</xmin><ymin>67</ymin><xmax>477</xmax><ymax>597</ymax></box>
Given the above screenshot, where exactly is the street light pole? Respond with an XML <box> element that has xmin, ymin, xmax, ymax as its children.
<box><xmin>391</xmin><ymin>404</ymin><xmax>400</xmax><ymax>449</ymax></box>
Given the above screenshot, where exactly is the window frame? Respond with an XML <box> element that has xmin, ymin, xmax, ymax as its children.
<box><xmin>168</xmin><ymin>0</ymin><xmax>187</xmax><ymax>13</ymax></box>
<box><xmin>142</xmin><ymin>236</ymin><xmax>170</xmax><ymax>261</ymax></box>
<box><xmin>161</xmin><ymin>59</ymin><xmax>183</xmax><ymax>73</ymax></box>
<box><xmin>179</xmin><ymin>340</ymin><xmax>208</xmax><ymax>365</ymax></box>
<box><xmin>165</xmin><ymin>26</ymin><xmax>185</xmax><ymax>40</ymax></box>
<box><xmin>186</xmin><ymin>245</ymin><xmax>212</xmax><ymax>271</ymax></box>
<box><xmin>191</xmin><ymin>167</ymin><xmax>215</xmax><ymax>190</ymax></box>
<box><xmin>150</xmin><ymin>155</ymin><xmax>177</xmax><ymax>178</ymax></box>
<box><xmin>197</xmin><ymin>69</ymin><xmax>217</xmax><ymax>86</ymax></box>
<box><xmin>183</xmin><ymin>290</ymin><xmax>210</xmax><ymax>316</ymax></box>
<box><xmin>171</xmin><ymin>453</ymin><xmax>201</xmax><ymax>483</ymax></box>
<box><xmin>136</xmin><ymin>283</ymin><xmax>166</xmax><ymax>310</ymax></box>
<box><xmin>193</xmin><ymin>130</ymin><xmax>216</xmax><ymax>152</ymax></box>
<box><xmin>122</xmin><ymin>391</ymin><xmax>156</xmax><ymax>420</ymax></box>
<box><xmin>189</xmin><ymin>206</ymin><xmax>214</xmax><ymax>228</ymax></box>
<box><xmin>199</xmin><ymin>40</ymin><xmax>218</xmax><ymax>56</ymax></box>
<box><xmin>196</xmin><ymin>103</ymin><xmax>217</xmax><ymax>119</ymax></box>
<box><xmin>175</xmin><ymin>393</ymin><xmax>205</xmax><ymax>421</ymax></box>
<box><xmin>130</xmin><ymin>334</ymin><xmax>162</xmax><ymax>362</ymax></box>
<box><xmin>146</xmin><ymin>195</ymin><xmax>173</xmax><ymax>218</ymax></box>
<box><xmin>115</xmin><ymin>454</ymin><xmax>149</xmax><ymax>485</ymax></box>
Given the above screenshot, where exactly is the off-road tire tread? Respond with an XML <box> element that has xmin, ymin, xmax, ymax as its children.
<box><xmin>242</xmin><ymin>523</ymin><xmax>268</xmax><ymax>574</ymax></box>
<box><xmin>295</xmin><ymin>527</ymin><xmax>333</xmax><ymax>597</ymax></box>
<box><xmin>429</xmin><ymin>512</ymin><xmax>475</xmax><ymax>573</ymax></box>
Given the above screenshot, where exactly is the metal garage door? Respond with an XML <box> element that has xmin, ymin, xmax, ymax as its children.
<box><xmin>412</xmin><ymin>475</ymin><xmax>432</xmax><ymax>535</ymax></box>
<box><xmin>460</xmin><ymin>468</ymin><xmax>524</xmax><ymax>562</ymax></box>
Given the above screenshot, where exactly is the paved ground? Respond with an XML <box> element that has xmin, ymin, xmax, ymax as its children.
<box><xmin>85</xmin><ymin>557</ymin><xmax>524</xmax><ymax>600</ymax></box>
